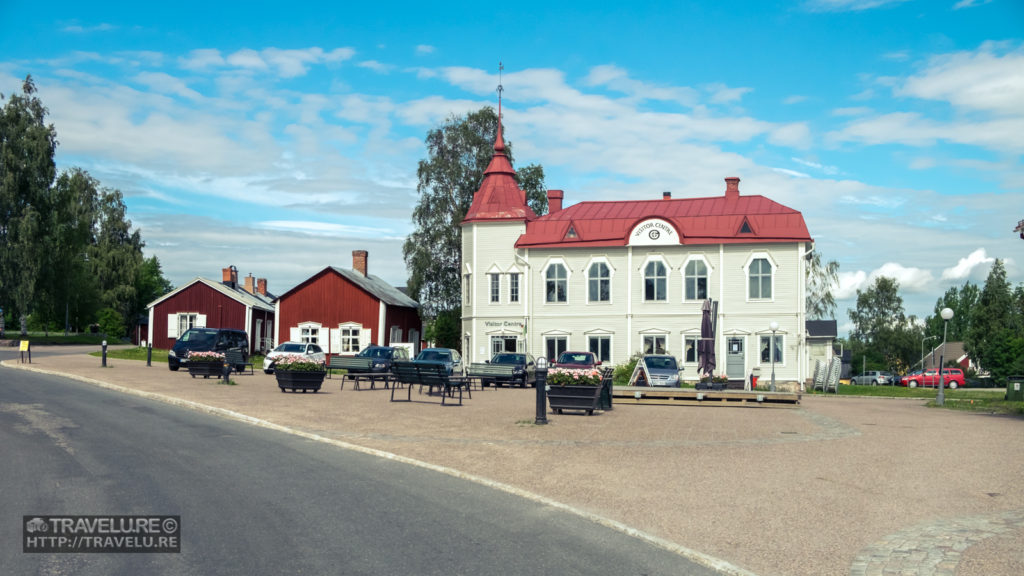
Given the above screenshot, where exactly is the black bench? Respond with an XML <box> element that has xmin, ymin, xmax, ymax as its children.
<box><xmin>390</xmin><ymin>362</ymin><xmax>470</xmax><ymax>405</ymax></box>
<box><xmin>467</xmin><ymin>363</ymin><xmax>517</xmax><ymax>387</ymax></box>
<box><xmin>326</xmin><ymin>356</ymin><xmax>380</xmax><ymax>389</ymax></box>
<box><xmin>225</xmin><ymin>349</ymin><xmax>254</xmax><ymax>375</ymax></box>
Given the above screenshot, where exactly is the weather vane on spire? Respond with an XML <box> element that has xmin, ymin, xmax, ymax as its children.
<box><xmin>496</xmin><ymin>61</ymin><xmax>504</xmax><ymax>108</ymax></box>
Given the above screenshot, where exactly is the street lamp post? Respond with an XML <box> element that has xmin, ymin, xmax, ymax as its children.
<box><xmin>938</xmin><ymin>308</ymin><xmax>954</xmax><ymax>406</ymax></box>
<box><xmin>769</xmin><ymin>321</ymin><xmax>779</xmax><ymax>392</ymax></box>
<box><xmin>921</xmin><ymin>335</ymin><xmax>938</xmax><ymax>371</ymax></box>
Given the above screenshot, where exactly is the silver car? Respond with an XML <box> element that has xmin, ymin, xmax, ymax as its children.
<box><xmin>850</xmin><ymin>370</ymin><xmax>892</xmax><ymax>385</ymax></box>
<box><xmin>641</xmin><ymin>355</ymin><xmax>682</xmax><ymax>387</ymax></box>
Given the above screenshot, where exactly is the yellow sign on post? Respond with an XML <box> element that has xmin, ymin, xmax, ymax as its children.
<box><xmin>20</xmin><ymin>340</ymin><xmax>31</xmax><ymax>364</ymax></box>
<box><xmin>20</xmin><ymin>340</ymin><xmax>29</xmax><ymax>351</ymax></box>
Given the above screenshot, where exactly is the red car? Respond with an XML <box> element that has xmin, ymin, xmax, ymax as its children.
<box><xmin>553</xmin><ymin>351</ymin><xmax>600</xmax><ymax>370</ymax></box>
<box><xmin>904</xmin><ymin>368</ymin><xmax>965</xmax><ymax>389</ymax></box>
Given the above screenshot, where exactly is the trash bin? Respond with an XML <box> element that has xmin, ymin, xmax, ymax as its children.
<box><xmin>1007</xmin><ymin>376</ymin><xmax>1024</xmax><ymax>402</ymax></box>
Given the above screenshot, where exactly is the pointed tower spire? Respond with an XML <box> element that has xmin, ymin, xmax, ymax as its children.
<box><xmin>462</xmin><ymin>62</ymin><xmax>536</xmax><ymax>224</ymax></box>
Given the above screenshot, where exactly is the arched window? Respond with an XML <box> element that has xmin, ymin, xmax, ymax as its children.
<box><xmin>588</xmin><ymin>262</ymin><xmax>610</xmax><ymax>302</ymax></box>
<box><xmin>644</xmin><ymin>260</ymin><xmax>667</xmax><ymax>301</ymax></box>
<box><xmin>749</xmin><ymin>258</ymin><xmax>772</xmax><ymax>299</ymax></box>
<box><xmin>685</xmin><ymin>259</ymin><xmax>708</xmax><ymax>300</ymax></box>
<box><xmin>546</xmin><ymin>263</ymin><xmax>567</xmax><ymax>303</ymax></box>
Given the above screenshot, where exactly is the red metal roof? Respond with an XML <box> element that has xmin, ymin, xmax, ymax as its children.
<box><xmin>515</xmin><ymin>187</ymin><xmax>812</xmax><ymax>248</ymax></box>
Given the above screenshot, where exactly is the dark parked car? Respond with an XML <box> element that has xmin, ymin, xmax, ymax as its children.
<box><xmin>168</xmin><ymin>328</ymin><xmax>249</xmax><ymax>371</ymax></box>
<box><xmin>489</xmin><ymin>353</ymin><xmax>537</xmax><ymax>387</ymax></box>
<box><xmin>413</xmin><ymin>347</ymin><xmax>462</xmax><ymax>375</ymax></box>
<box><xmin>355</xmin><ymin>345</ymin><xmax>410</xmax><ymax>373</ymax></box>
<box><xmin>553</xmin><ymin>351</ymin><xmax>600</xmax><ymax>370</ymax></box>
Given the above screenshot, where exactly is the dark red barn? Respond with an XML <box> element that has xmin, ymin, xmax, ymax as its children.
<box><xmin>147</xmin><ymin>266</ymin><xmax>276</xmax><ymax>353</ymax></box>
<box><xmin>274</xmin><ymin>251</ymin><xmax>421</xmax><ymax>355</ymax></box>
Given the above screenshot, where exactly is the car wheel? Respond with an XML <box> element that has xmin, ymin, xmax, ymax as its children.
<box><xmin>950</xmin><ymin>382</ymin><xmax>958</xmax><ymax>389</ymax></box>
<box><xmin>264</xmin><ymin>369</ymin><xmax>273</xmax><ymax>374</ymax></box>
<box><xmin>169</xmin><ymin>365</ymin><xmax>179</xmax><ymax>372</ymax></box>
<box><xmin>909</xmin><ymin>380</ymin><xmax>917</xmax><ymax>388</ymax></box>
<box><xmin>871</xmin><ymin>380</ymin><xmax>878</xmax><ymax>386</ymax></box>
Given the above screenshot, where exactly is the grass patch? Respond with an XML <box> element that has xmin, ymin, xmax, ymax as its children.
<box><xmin>809</xmin><ymin>384</ymin><xmax>1023</xmax><ymax>414</ymax></box>
<box><xmin>89</xmin><ymin>347</ymin><xmax>170</xmax><ymax>364</ymax></box>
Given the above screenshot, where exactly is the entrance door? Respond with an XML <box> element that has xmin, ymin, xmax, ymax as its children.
<box><xmin>491</xmin><ymin>336</ymin><xmax>517</xmax><ymax>358</ymax></box>
<box><xmin>726</xmin><ymin>336</ymin><xmax>745</xmax><ymax>380</ymax></box>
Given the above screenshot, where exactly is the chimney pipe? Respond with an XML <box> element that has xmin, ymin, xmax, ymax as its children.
<box><xmin>547</xmin><ymin>190</ymin><xmax>564</xmax><ymax>214</ymax></box>
<box><xmin>243</xmin><ymin>274</ymin><xmax>255</xmax><ymax>294</ymax></box>
<box><xmin>663</xmin><ymin>191</ymin><xmax>672</xmax><ymax>200</ymax></box>
<box><xmin>256</xmin><ymin>278</ymin><xmax>267</xmax><ymax>296</ymax></box>
<box><xmin>353</xmin><ymin>250</ymin><xmax>368</xmax><ymax>276</ymax></box>
<box><xmin>725</xmin><ymin>177</ymin><xmax>740</xmax><ymax>200</ymax></box>
<box><xmin>222</xmin><ymin>265</ymin><xmax>238</xmax><ymax>288</ymax></box>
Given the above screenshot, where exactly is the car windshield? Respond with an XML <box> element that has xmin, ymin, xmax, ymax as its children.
<box><xmin>180</xmin><ymin>329</ymin><xmax>216</xmax><ymax>344</ymax></box>
<box><xmin>557</xmin><ymin>352</ymin><xmax>593</xmax><ymax>364</ymax></box>
<box><xmin>357</xmin><ymin>347</ymin><xmax>389</xmax><ymax>358</ymax></box>
<box><xmin>493</xmin><ymin>354</ymin><xmax>524</xmax><ymax>364</ymax></box>
<box><xmin>417</xmin><ymin>350</ymin><xmax>449</xmax><ymax>362</ymax></box>
<box><xmin>275</xmin><ymin>343</ymin><xmax>305</xmax><ymax>353</ymax></box>
<box><xmin>644</xmin><ymin>356</ymin><xmax>677</xmax><ymax>370</ymax></box>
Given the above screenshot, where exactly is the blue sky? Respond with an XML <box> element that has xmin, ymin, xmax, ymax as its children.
<box><xmin>1</xmin><ymin>0</ymin><xmax>1021</xmax><ymax>335</ymax></box>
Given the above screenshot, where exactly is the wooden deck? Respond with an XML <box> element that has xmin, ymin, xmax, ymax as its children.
<box><xmin>612</xmin><ymin>386</ymin><xmax>801</xmax><ymax>408</ymax></box>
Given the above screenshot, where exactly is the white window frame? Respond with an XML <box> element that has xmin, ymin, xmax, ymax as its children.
<box><xmin>683</xmin><ymin>255</ymin><xmax>711</xmax><ymax>301</ymax></box>
<box><xmin>543</xmin><ymin>258</ymin><xmax>570</xmax><ymax>304</ymax></box>
<box><xmin>509</xmin><ymin>272</ymin><xmax>520</xmax><ymax>303</ymax></box>
<box><xmin>298</xmin><ymin>321</ymin><xmax>321</xmax><ymax>345</ymax></box>
<box><xmin>489</xmin><ymin>273</ymin><xmax>501</xmax><ymax>303</ymax></box>
<box><xmin>642</xmin><ymin>333</ymin><xmax>668</xmax><ymax>355</ymax></box>
<box><xmin>586</xmin><ymin>257</ymin><xmax>613</xmax><ymax>304</ymax></box>
<box><xmin>683</xmin><ymin>334</ymin><xmax>700</xmax><ymax>364</ymax></box>
<box><xmin>338</xmin><ymin>322</ymin><xmax>363</xmax><ymax>353</ymax></box>
<box><xmin>588</xmin><ymin>334</ymin><xmax>612</xmax><ymax>363</ymax></box>
<box><xmin>759</xmin><ymin>333</ymin><xmax>784</xmax><ymax>366</ymax></box>
<box><xmin>745</xmin><ymin>252</ymin><xmax>776</xmax><ymax>301</ymax></box>
<box><xmin>642</xmin><ymin>256</ymin><xmax>669</xmax><ymax>302</ymax></box>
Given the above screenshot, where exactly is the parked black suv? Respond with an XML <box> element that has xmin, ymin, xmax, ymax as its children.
<box><xmin>353</xmin><ymin>345</ymin><xmax>410</xmax><ymax>373</ymax></box>
<box><xmin>168</xmin><ymin>328</ymin><xmax>249</xmax><ymax>371</ymax></box>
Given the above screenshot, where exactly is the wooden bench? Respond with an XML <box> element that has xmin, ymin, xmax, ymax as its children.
<box><xmin>225</xmin><ymin>349</ymin><xmax>254</xmax><ymax>375</ymax></box>
<box><xmin>390</xmin><ymin>362</ymin><xmax>470</xmax><ymax>405</ymax></box>
<box><xmin>326</xmin><ymin>356</ymin><xmax>375</xmax><ymax>389</ymax></box>
<box><xmin>467</xmin><ymin>363</ymin><xmax>517</xmax><ymax>387</ymax></box>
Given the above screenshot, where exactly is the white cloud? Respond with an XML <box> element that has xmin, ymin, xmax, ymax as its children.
<box><xmin>942</xmin><ymin>248</ymin><xmax>994</xmax><ymax>280</ymax></box>
<box><xmin>358</xmin><ymin>60</ymin><xmax>393</xmax><ymax>73</ymax></box>
<box><xmin>61</xmin><ymin>22</ymin><xmax>116</xmax><ymax>34</ymax></box>
<box><xmin>831</xmin><ymin>106</ymin><xmax>873</xmax><ymax>116</ymax></box>
<box><xmin>768</xmin><ymin>123</ymin><xmax>812</xmax><ymax>148</ymax></box>
<box><xmin>828</xmin><ymin>111</ymin><xmax>1024</xmax><ymax>153</ymax></box>
<box><xmin>132</xmin><ymin>72</ymin><xmax>202</xmax><ymax>100</ymax></box>
<box><xmin>584</xmin><ymin>65</ymin><xmax>699</xmax><ymax>105</ymax></box>
<box><xmin>772</xmin><ymin>168</ymin><xmax>811</xmax><ymax>178</ymax></box>
<box><xmin>792</xmin><ymin>157</ymin><xmax>839</xmax><ymax>175</ymax></box>
<box><xmin>178</xmin><ymin>47</ymin><xmax>355</xmax><ymax>77</ymax></box>
<box><xmin>704</xmin><ymin>83</ymin><xmax>752</xmax><ymax>104</ymax></box>
<box><xmin>953</xmin><ymin>0</ymin><xmax>994</xmax><ymax>9</ymax></box>
<box><xmin>897</xmin><ymin>42</ymin><xmax>1024</xmax><ymax>116</ymax></box>
<box><xmin>803</xmin><ymin>0</ymin><xmax>910</xmax><ymax>12</ymax></box>
<box><xmin>783</xmin><ymin>95</ymin><xmax>807</xmax><ymax>105</ymax></box>
<box><xmin>415</xmin><ymin>45</ymin><xmax>435</xmax><ymax>55</ymax></box>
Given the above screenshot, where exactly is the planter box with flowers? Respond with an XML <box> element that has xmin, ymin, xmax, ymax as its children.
<box><xmin>274</xmin><ymin>354</ymin><xmax>327</xmax><ymax>393</ymax></box>
<box><xmin>546</xmin><ymin>368</ymin><xmax>603</xmax><ymax>415</ymax></box>
<box><xmin>696</xmin><ymin>374</ymin><xmax>730</xmax><ymax>391</ymax></box>
<box><xmin>187</xmin><ymin>351</ymin><xmax>226</xmax><ymax>379</ymax></box>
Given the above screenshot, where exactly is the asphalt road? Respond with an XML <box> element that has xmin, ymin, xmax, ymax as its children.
<box><xmin>1</xmin><ymin>363</ymin><xmax>721</xmax><ymax>576</ymax></box>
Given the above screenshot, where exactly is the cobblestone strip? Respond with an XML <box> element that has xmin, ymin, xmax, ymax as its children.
<box><xmin>850</xmin><ymin>509</ymin><xmax>1024</xmax><ymax>576</ymax></box>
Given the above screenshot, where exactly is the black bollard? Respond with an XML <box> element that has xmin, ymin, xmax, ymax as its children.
<box><xmin>534</xmin><ymin>357</ymin><xmax>549</xmax><ymax>425</ymax></box>
<box><xmin>146</xmin><ymin>342</ymin><xmax>152</xmax><ymax>367</ymax></box>
<box><xmin>101</xmin><ymin>340</ymin><xmax>108</xmax><ymax>367</ymax></box>
<box><xmin>222</xmin><ymin>361</ymin><xmax>231</xmax><ymax>383</ymax></box>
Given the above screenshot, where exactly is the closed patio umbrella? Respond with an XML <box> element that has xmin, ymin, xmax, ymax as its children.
<box><xmin>697</xmin><ymin>298</ymin><xmax>716</xmax><ymax>379</ymax></box>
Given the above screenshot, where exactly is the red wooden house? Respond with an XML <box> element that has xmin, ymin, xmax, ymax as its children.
<box><xmin>147</xmin><ymin>266</ymin><xmax>276</xmax><ymax>353</ymax></box>
<box><xmin>274</xmin><ymin>251</ymin><xmax>421</xmax><ymax>355</ymax></box>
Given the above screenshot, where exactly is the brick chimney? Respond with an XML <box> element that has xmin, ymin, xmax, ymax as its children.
<box><xmin>725</xmin><ymin>177</ymin><xmax>740</xmax><ymax>201</ymax></box>
<box><xmin>243</xmin><ymin>274</ymin><xmax>255</xmax><ymax>294</ymax></box>
<box><xmin>222</xmin><ymin>265</ymin><xmax>238</xmax><ymax>288</ymax></box>
<box><xmin>663</xmin><ymin>191</ymin><xmax>672</xmax><ymax>200</ymax></box>
<box><xmin>547</xmin><ymin>190</ymin><xmax>563</xmax><ymax>214</ymax></box>
<box><xmin>353</xmin><ymin>250</ymin><xmax>368</xmax><ymax>276</ymax></box>
<box><xmin>256</xmin><ymin>278</ymin><xmax>268</xmax><ymax>296</ymax></box>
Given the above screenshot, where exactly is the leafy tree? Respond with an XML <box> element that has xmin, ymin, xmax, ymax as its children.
<box><xmin>403</xmin><ymin>106</ymin><xmax>546</xmax><ymax>320</ymax></box>
<box><xmin>134</xmin><ymin>255</ymin><xmax>174</xmax><ymax>314</ymax></box>
<box><xmin>96</xmin><ymin>307</ymin><xmax>125</xmax><ymax>339</ymax></box>
<box><xmin>0</xmin><ymin>76</ymin><xmax>58</xmax><ymax>334</ymax></box>
<box><xmin>88</xmin><ymin>188</ymin><xmax>145</xmax><ymax>336</ymax></box>
<box><xmin>965</xmin><ymin>259</ymin><xmax>1017</xmax><ymax>380</ymax></box>
<box><xmin>423</xmin><ymin>309</ymin><xmax>460</xmax><ymax>350</ymax></box>
<box><xmin>923</xmin><ymin>282</ymin><xmax>978</xmax><ymax>342</ymax></box>
<box><xmin>805</xmin><ymin>250</ymin><xmax>839</xmax><ymax>319</ymax></box>
<box><xmin>848</xmin><ymin>277</ymin><xmax>905</xmax><ymax>344</ymax></box>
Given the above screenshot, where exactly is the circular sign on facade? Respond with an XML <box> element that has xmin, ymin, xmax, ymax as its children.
<box><xmin>630</xmin><ymin>219</ymin><xmax>678</xmax><ymax>246</ymax></box>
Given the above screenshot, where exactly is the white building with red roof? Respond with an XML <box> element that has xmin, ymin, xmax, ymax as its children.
<box><xmin>461</xmin><ymin>115</ymin><xmax>815</xmax><ymax>387</ymax></box>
